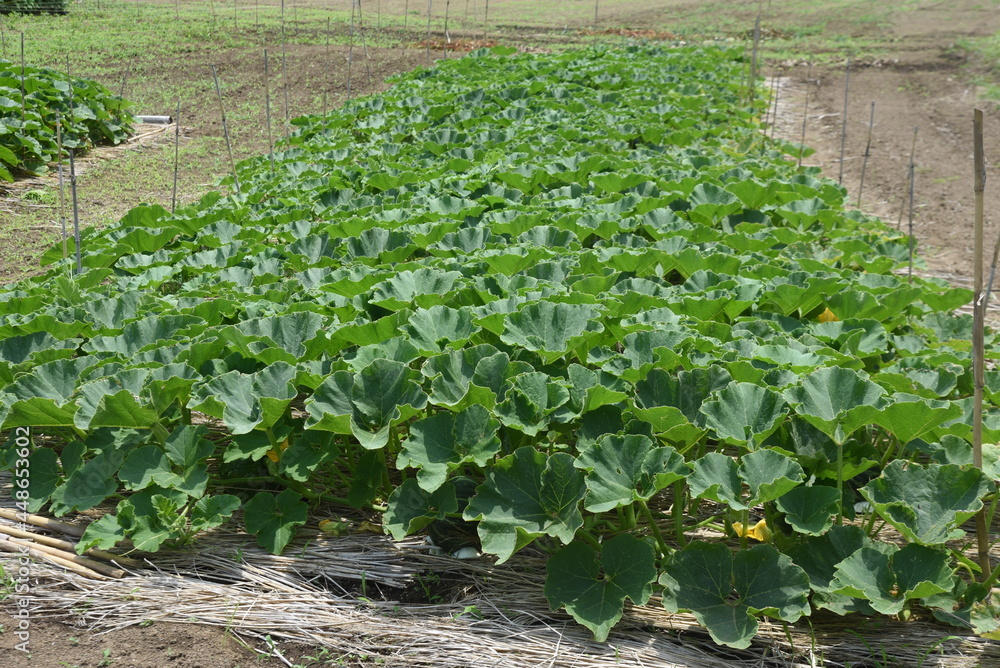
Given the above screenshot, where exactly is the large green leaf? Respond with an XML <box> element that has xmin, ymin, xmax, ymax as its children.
<box><xmin>191</xmin><ymin>362</ymin><xmax>298</xmax><ymax>434</ymax></box>
<box><xmin>501</xmin><ymin>301</ymin><xmax>605</xmax><ymax>363</ymax></box>
<box><xmin>243</xmin><ymin>489</ymin><xmax>309</xmax><ymax>554</ymax></box>
<box><xmin>574</xmin><ymin>434</ymin><xmax>687</xmax><ymax>512</ymax></box>
<box><xmin>660</xmin><ymin>542</ymin><xmax>810</xmax><ymax>649</ymax></box>
<box><xmin>700</xmin><ymin>381</ymin><xmax>787</xmax><ymax>448</ymax></box>
<box><xmin>494</xmin><ymin>371</ymin><xmax>571</xmax><ymax>436</ymax></box>
<box><xmin>830</xmin><ymin>544</ymin><xmax>954</xmax><ymax>615</ymax></box>
<box><xmin>383</xmin><ymin>478</ymin><xmax>458</xmax><ymax>540</ymax></box>
<box><xmin>397</xmin><ymin>405</ymin><xmax>502</xmax><ymax>492</ymax></box>
<box><xmin>463</xmin><ymin>447</ymin><xmax>586</xmax><ymax>563</ymax></box>
<box><xmin>544</xmin><ymin>534</ymin><xmax>657</xmax><ymax>641</ymax></box>
<box><xmin>350</xmin><ymin>358</ymin><xmax>428</xmax><ymax>449</ymax></box>
<box><xmin>859</xmin><ymin>460</ymin><xmax>994</xmax><ymax>545</ymax></box>
<box><xmin>783</xmin><ymin>366</ymin><xmax>887</xmax><ymax>443</ymax></box>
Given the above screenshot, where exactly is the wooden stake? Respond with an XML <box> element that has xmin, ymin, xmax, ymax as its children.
<box><xmin>798</xmin><ymin>62</ymin><xmax>811</xmax><ymax>169</ymax></box>
<box><xmin>404</xmin><ymin>0</ymin><xmax>409</xmax><ymax>30</ymax></box>
<box><xmin>972</xmin><ymin>108</ymin><xmax>991</xmax><ymax>579</ymax></box>
<box><xmin>171</xmin><ymin>101</ymin><xmax>181</xmax><ymax>212</ymax></box>
<box><xmin>210</xmin><ymin>64</ymin><xmax>241</xmax><ymax>194</ymax></box>
<box><xmin>483</xmin><ymin>0</ymin><xmax>488</xmax><ymax>40</ymax></box>
<box><xmin>347</xmin><ymin>0</ymin><xmax>356</xmax><ymax>99</ymax></box>
<box><xmin>838</xmin><ymin>58</ymin><xmax>849</xmax><ymax>185</ymax></box>
<box><xmin>906</xmin><ymin>126</ymin><xmax>917</xmax><ymax>282</ymax></box>
<box><xmin>264</xmin><ymin>49</ymin><xmax>275</xmax><ymax>173</ymax></box>
<box><xmin>856</xmin><ymin>100</ymin><xmax>875</xmax><ymax>208</ymax></box>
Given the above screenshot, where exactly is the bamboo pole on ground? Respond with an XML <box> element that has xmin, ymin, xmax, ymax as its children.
<box><xmin>972</xmin><ymin>108</ymin><xmax>991</xmax><ymax>579</ymax></box>
<box><xmin>0</xmin><ymin>538</ymin><xmax>109</xmax><ymax>579</ymax></box>
<box><xmin>0</xmin><ymin>508</ymin><xmax>86</xmax><ymax>537</ymax></box>
<box><xmin>0</xmin><ymin>525</ymin><xmax>141</xmax><ymax>569</ymax></box>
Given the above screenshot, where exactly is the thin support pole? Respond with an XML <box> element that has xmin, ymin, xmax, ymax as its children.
<box><xmin>482</xmin><ymin>0</ymin><xmax>488</xmax><ymax>40</ymax></box>
<box><xmin>264</xmin><ymin>49</ymin><xmax>275</xmax><ymax>174</ymax></box>
<box><xmin>358</xmin><ymin>0</ymin><xmax>372</xmax><ymax>86</ymax></box>
<box><xmin>323</xmin><ymin>16</ymin><xmax>331</xmax><ymax>115</ymax></box>
<box><xmin>347</xmin><ymin>1</ymin><xmax>356</xmax><ymax>99</ymax></box>
<box><xmin>56</xmin><ymin>112</ymin><xmax>67</xmax><ymax>261</ymax></box>
<box><xmin>799</xmin><ymin>62</ymin><xmax>812</xmax><ymax>169</ymax></box>
<box><xmin>426</xmin><ymin>0</ymin><xmax>433</xmax><ymax>65</ymax></box>
<box><xmin>69</xmin><ymin>149</ymin><xmax>81</xmax><ymax>275</ymax></box>
<box><xmin>749</xmin><ymin>15</ymin><xmax>760</xmax><ymax>108</ymax></box>
<box><xmin>281</xmin><ymin>27</ymin><xmax>290</xmax><ymax>137</ymax></box>
<box><xmin>171</xmin><ymin>101</ymin><xmax>181</xmax><ymax>212</ymax></box>
<box><xmin>972</xmin><ymin>108</ymin><xmax>990</xmax><ymax>579</ymax></box>
<box><xmin>443</xmin><ymin>0</ymin><xmax>450</xmax><ymax>58</ymax></box>
<box><xmin>210</xmin><ymin>64</ymin><xmax>241</xmax><ymax>194</ymax></box>
<box><xmin>857</xmin><ymin>100</ymin><xmax>875</xmax><ymax>208</ymax></box>
<box><xmin>906</xmin><ymin>127</ymin><xmax>917</xmax><ymax>283</ymax></box>
<box><xmin>838</xmin><ymin>58</ymin><xmax>850</xmax><ymax>185</ymax></box>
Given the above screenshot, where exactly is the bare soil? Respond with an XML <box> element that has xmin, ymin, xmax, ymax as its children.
<box><xmin>3</xmin><ymin>0</ymin><xmax>1000</xmax><ymax>666</ymax></box>
<box><xmin>771</xmin><ymin>0</ymin><xmax>1000</xmax><ymax>288</ymax></box>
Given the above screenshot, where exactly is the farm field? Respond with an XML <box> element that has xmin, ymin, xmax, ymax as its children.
<box><xmin>1</xmin><ymin>1</ymin><xmax>1000</xmax><ymax>667</ymax></box>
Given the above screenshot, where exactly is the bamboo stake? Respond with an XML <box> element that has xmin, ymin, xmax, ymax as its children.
<box><xmin>210</xmin><ymin>64</ymin><xmax>241</xmax><ymax>194</ymax></box>
<box><xmin>264</xmin><ymin>49</ymin><xmax>275</xmax><ymax>173</ymax></box>
<box><xmin>404</xmin><ymin>0</ymin><xmax>409</xmax><ymax>30</ymax></box>
<box><xmin>281</xmin><ymin>28</ymin><xmax>290</xmax><ymax>136</ymax></box>
<box><xmin>767</xmin><ymin>70</ymin><xmax>781</xmax><ymax>142</ymax></box>
<box><xmin>426</xmin><ymin>0</ymin><xmax>433</xmax><ymax>65</ymax></box>
<box><xmin>798</xmin><ymin>61</ymin><xmax>811</xmax><ymax>169</ymax></box>
<box><xmin>906</xmin><ymin>127</ymin><xmax>917</xmax><ymax>282</ymax></box>
<box><xmin>749</xmin><ymin>15</ymin><xmax>760</xmax><ymax>108</ymax></box>
<box><xmin>0</xmin><ymin>524</ymin><xmax>142</xmax><ymax>568</ymax></box>
<box><xmin>838</xmin><ymin>58</ymin><xmax>849</xmax><ymax>185</ymax></box>
<box><xmin>69</xmin><ymin>149</ymin><xmax>82</xmax><ymax>274</ymax></box>
<box><xmin>56</xmin><ymin>112</ymin><xmax>68</xmax><ymax>261</ymax></box>
<box><xmin>443</xmin><ymin>0</ymin><xmax>450</xmax><ymax>58</ymax></box>
<box><xmin>358</xmin><ymin>0</ymin><xmax>372</xmax><ymax>87</ymax></box>
<box><xmin>0</xmin><ymin>538</ymin><xmax>107</xmax><ymax>579</ymax></box>
<box><xmin>0</xmin><ymin>508</ymin><xmax>86</xmax><ymax>537</ymax></box>
<box><xmin>856</xmin><ymin>100</ymin><xmax>875</xmax><ymax>208</ymax></box>
<box><xmin>972</xmin><ymin>108</ymin><xmax>991</xmax><ymax>579</ymax></box>
<box><xmin>171</xmin><ymin>101</ymin><xmax>180</xmax><ymax>212</ymax></box>
<box><xmin>347</xmin><ymin>1</ymin><xmax>356</xmax><ymax>99</ymax></box>
<box><xmin>19</xmin><ymin>33</ymin><xmax>25</xmax><ymax>167</ymax></box>
<box><xmin>67</xmin><ymin>52</ymin><xmax>83</xmax><ymax>275</ymax></box>
<box><xmin>323</xmin><ymin>17</ymin><xmax>331</xmax><ymax>115</ymax></box>
<box><xmin>482</xmin><ymin>0</ymin><xmax>488</xmax><ymax>40</ymax></box>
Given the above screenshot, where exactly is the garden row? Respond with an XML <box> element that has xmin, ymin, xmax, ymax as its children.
<box><xmin>1</xmin><ymin>43</ymin><xmax>997</xmax><ymax>647</ymax></box>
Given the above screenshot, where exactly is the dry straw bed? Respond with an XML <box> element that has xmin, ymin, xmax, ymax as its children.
<box><xmin>3</xmin><ymin>504</ymin><xmax>1000</xmax><ymax>668</ymax></box>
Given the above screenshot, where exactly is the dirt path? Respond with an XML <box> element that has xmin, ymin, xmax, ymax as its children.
<box><xmin>772</xmin><ymin>0</ymin><xmax>1000</xmax><ymax>289</ymax></box>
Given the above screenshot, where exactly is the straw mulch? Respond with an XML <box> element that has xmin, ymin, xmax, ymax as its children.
<box><xmin>4</xmin><ymin>510</ymin><xmax>1000</xmax><ymax>668</ymax></box>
